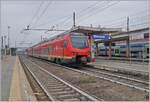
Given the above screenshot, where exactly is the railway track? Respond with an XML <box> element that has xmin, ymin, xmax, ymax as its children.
<box><xmin>79</xmin><ymin>67</ymin><xmax>149</xmax><ymax>91</ymax></box>
<box><xmin>67</xmin><ymin>66</ymin><xmax>149</xmax><ymax>93</ymax></box>
<box><xmin>19</xmin><ymin>56</ymin><xmax>99</xmax><ymax>101</ymax></box>
<box><xmin>19</xmin><ymin>57</ymin><xmax>51</xmax><ymax>101</ymax></box>
<box><xmin>28</xmin><ymin>57</ymin><xmax>149</xmax><ymax>93</ymax></box>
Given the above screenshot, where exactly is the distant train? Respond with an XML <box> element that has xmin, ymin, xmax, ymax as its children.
<box><xmin>99</xmin><ymin>43</ymin><xmax>149</xmax><ymax>58</ymax></box>
<box><xmin>27</xmin><ymin>32</ymin><xmax>93</xmax><ymax>65</ymax></box>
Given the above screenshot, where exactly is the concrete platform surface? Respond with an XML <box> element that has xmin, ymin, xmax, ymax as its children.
<box><xmin>1</xmin><ymin>56</ymin><xmax>16</xmax><ymax>101</ymax></box>
<box><xmin>89</xmin><ymin>58</ymin><xmax>149</xmax><ymax>75</ymax></box>
<box><xmin>1</xmin><ymin>56</ymin><xmax>36</xmax><ymax>101</ymax></box>
<box><xmin>96</xmin><ymin>56</ymin><xmax>149</xmax><ymax>63</ymax></box>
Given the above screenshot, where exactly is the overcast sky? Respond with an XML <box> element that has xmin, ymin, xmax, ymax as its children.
<box><xmin>1</xmin><ymin>1</ymin><xmax>149</xmax><ymax>48</ymax></box>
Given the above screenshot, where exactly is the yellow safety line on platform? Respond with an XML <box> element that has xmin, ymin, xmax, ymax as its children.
<box><xmin>9</xmin><ymin>56</ymin><xmax>22</xmax><ymax>101</ymax></box>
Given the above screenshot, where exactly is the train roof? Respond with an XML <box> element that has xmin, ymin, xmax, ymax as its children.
<box><xmin>29</xmin><ymin>29</ymin><xmax>89</xmax><ymax>49</ymax></box>
<box><xmin>29</xmin><ymin>30</ymin><xmax>71</xmax><ymax>49</ymax></box>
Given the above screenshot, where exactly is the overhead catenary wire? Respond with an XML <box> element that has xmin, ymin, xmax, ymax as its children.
<box><xmin>96</xmin><ymin>9</ymin><xmax>149</xmax><ymax>28</ymax></box>
<box><xmin>31</xmin><ymin>1</ymin><xmax>52</xmax><ymax>28</ymax></box>
<box><xmin>61</xmin><ymin>1</ymin><xmax>110</xmax><ymax>28</ymax></box>
<box><xmin>33</xmin><ymin>15</ymin><xmax>72</xmax><ymax>28</ymax></box>
<box><xmin>32</xmin><ymin>1</ymin><xmax>112</xmax><ymax>29</ymax></box>
<box><xmin>62</xmin><ymin>1</ymin><xmax>119</xmax><ymax>27</ymax></box>
<box><xmin>56</xmin><ymin>2</ymin><xmax>102</xmax><ymax>26</ymax></box>
<box><xmin>103</xmin><ymin>14</ymin><xmax>149</xmax><ymax>28</ymax></box>
<box><xmin>103</xmin><ymin>9</ymin><xmax>149</xmax><ymax>23</ymax></box>
<box><xmin>77</xmin><ymin>1</ymin><xmax>120</xmax><ymax>24</ymax></box>
<box><xmin>21</xmin><ymin>1</ymin><xmax>52</xmax><ymax>45</ymax></box>
<box><xmin>33</xmin><ymin>1</ymin><xmax>101</xmax><ymax>28</ymax></box>
<box><xmin>106</xmin><ymin>21</ymin><xmax>149</xmax><ymax>31</ymax></box>
<box><xmin>77</xmin><ymin>1</ymin><xmax>110</xmax><ymax>20</ymax></box>
<box><xmin>50</xmin><ymin>1</ymin><xmax>104</xmax><ymax>29</ymax></box>
<box><xmin>77</xmin><ymin>1</ymin><xmax>101</xmax><ymax>15</ymax></box>
<box><xmin>74</xmin><ymin>1</ymin><xmax>104</xmax><ymax>19</ymax></box>
<box><xmin>47</xmin><ymin>1</ymin><xmax>121</xmax><ymax>33</ymax></box>
<box><xmin>28</xmin><ymin>1</ymin><xmax>45</xmax><ymax>28</ymax></box>
<box><xmin>66</xmin><ymin>2</ymin><xmax>108</xmax><ymax>25</ymax></box>
<box><xmin>21</xmin><ymin>1</ymin><xmax>149</xmax><ymax>44</ymax></box>
<box><xmin>63</xmin><ymin>2</ymin><xmax>148</xmax><ymax>30</ymax></box>
<box><xmin>101</xmin><ymin>14</ymin><xmax>149</xmax><ymax>27</ymax></box>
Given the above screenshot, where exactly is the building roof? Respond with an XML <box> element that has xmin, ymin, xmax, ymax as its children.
<box><xmin>114</xmin><ymin>27</ymin><xmax>149</xmax><ymax>36</ymax></box>
<box><xmin>95</xmin><ymin>27</ymin><xmax>149</xmax><ymax>43</ymax></box>
<box><xmin>70</xmin><ymin>26</ymin><xmax>122</xmax><ymax>35</ymax></box>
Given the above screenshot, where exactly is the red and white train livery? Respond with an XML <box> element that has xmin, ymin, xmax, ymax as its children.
<box><xmin>27</xmin><ymin>32</ymin><xmax>93</xmax><ymax>64</ymax></box>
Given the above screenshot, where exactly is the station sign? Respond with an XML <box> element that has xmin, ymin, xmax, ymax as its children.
<box><xmin>92</xmin><ymin>34</ymin><xmax>111</xmax><ymax>41</ymax></box>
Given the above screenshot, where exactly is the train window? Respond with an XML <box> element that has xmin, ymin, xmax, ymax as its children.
<box><xmin>147</xmin><ymin>48</ymin><xmax>149</xmax><ymax>54</ymax></box>
<box><xmin>64</xmin><ymin>40</ymin><xmax>67</xmax><ymax>48</ymax></box>
<box><xmin>44</xmin><ymin>48</ymin><xmax>48</xmax><ymax>54</ymax></box>
<box><xmin>49</xmin><ymin>46</ymin><xmax>52</xmax><ymax>51</ymax></box>
<box><xmin>71</xmin><ymin>34</ymin><xmax>88</xmax><ymax>49</ymax></box>
<box><xmin>115</xmin><ymin>49</ymin><xmax>119</xmax><ymax>53</ymax></box>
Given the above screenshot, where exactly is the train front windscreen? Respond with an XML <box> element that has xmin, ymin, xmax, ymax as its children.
<box><xmin>71</xmin><ymin>33</ymin><xmax>89</xmax><ymax>49</ymax></box>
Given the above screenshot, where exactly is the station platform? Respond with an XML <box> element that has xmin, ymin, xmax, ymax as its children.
<box><xmin>96</xmin><ymin>56</ymin><xmax>149</xmax><ymax>63</ymax></box>
<box><xmin>1</xmin><ymin>56</ymin><xmax>36</xmax><ymax>101</ymax></box>
<box><xmin>89</xmin><ymin>57</ymin><xmax>149</xmax><ymax>76</ymax></box>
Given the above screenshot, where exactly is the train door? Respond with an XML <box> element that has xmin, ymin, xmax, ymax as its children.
<box><xmin>60</xmin><ymin>40</ymin><xmax>64</xmax><ymax>58</ymax></box>
<box><xmin>114</xmin><ymin>46</ymin><xmax>120</xmax><ymax>57</ymax></box>
<box><xmin>63</xmin><ymin>40</ymin><xmax>67</xmax><ymax>58</ymax></box>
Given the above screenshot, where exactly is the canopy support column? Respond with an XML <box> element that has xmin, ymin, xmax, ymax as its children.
<box><xmin>108</xmin><ymin>41</ymin><xmax>112</xmax><ymax>59</ymax></box>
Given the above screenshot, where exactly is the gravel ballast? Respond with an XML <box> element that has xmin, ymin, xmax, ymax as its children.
<box><xmin>28</xmin><ymin>57</ymin><xmax>148</xmax><ymax>101</ymax></box>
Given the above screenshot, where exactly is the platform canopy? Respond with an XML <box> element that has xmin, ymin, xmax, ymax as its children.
<box><xmin>95</xmin><ymin>35</ymin><xmax>129</xmax><ymax>43</ymax></box>
<box><xmin>70</xmin><ymin>26</ymin><xmax>122</xmax><ymax>35</ymax></box>
<box><xmin>96</xmin><ymin>27</ymin><xmax>149</xmax><ymax>43</ymax></box>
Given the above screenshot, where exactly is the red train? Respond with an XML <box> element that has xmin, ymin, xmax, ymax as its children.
<box><xmin>27</xmin><ymin>32</ymin><xmax>94</xmax><ymax>64</ymax></box>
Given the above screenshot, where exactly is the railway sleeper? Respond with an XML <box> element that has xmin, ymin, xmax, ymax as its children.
<box><xmin>34</xmin><ymin>92</ymin><xmax>45</xmax><ymax>95</ymax></box>
<box><xmin>47</xmin><ymin>83</ymin><xmax>64</xmax><ymax>86</ymax></box>
<box><xmin>47</xmin><ymin>80</ymin><xmax>62</xmax><ymax>84</ymax></box>
<box><xmin>48</xmin><ymin>85</ymin><xmax>68</xmax><ymax>89</ymax></box>
<box><xmin>49</xmin><ymin>88</ymin><xmax>71</xmax><ymax>92</ymax></box>
<box><xmin>47</xmin><ymin>84</ymin><xmax>66</xmax><ymax>88</ymax></box>
<box><xmin>63</xmin><ymin>98</ymin><xmax>80</xmax><ymax>101</ymax></box>
<box><xmin>57</xmin><ymin>93</ymin><xmax>80</xmax><ymax>100</ymax></box>
<box><xmin>47</xmin><ymin>86</ymin><xmax>68</xmax><ymax>89</ymax></box>
<box><xmin>58</xmin><ymin>93</ymin><xmax>88</xmax><ymax>101</ymax></box>
<box><xmin>51</xmin><ymin>90</ymin><xmax>75</xmax><ymax>95</ymax></box>
<box><xmin>37</xmin><ymin>95</ymin><xmax>49</xmax><ymax>100</ymax></box>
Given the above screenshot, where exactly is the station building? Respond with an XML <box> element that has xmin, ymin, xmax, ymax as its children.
<box><xmin>105</xmin><ymin>27</ymin><xmax>149</xmax><ymax>59</ymax></box>
<box><xmin>70</xmin><ymin>26</ymin><xmax>149</xmax><ymax>59</ymax></box>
